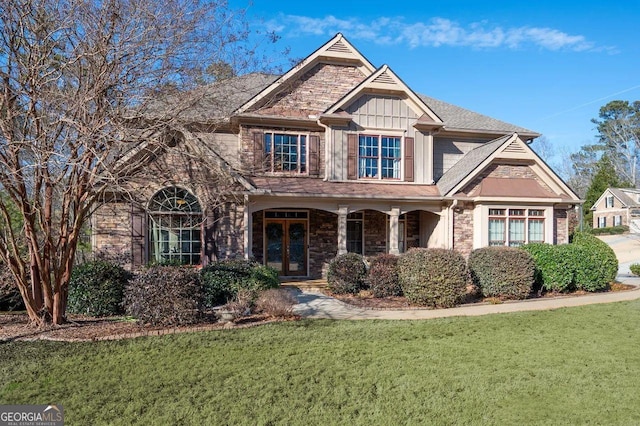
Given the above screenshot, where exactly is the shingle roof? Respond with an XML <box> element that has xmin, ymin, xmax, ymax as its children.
<box><xmin>145</xmin><ymin>73</ymin><xmax>279</xmax><ymax>122</ymax></box>
<box><xmin>436</xmin><ymin>134</ymin><xmax>512</xmax><ymax>196</ymax></box>
<box><xmin>609</xmin><ymin>188</ymin><xmax>640</xmax><ymax>207</ymax></box>
<box><xmin>418</xmin><ymin>95</ymin><xmax>538</xmax><ymax>136</ymax></box>
<box><xmin>249</xmin><ymin>176</ymin><xmax>441</xmax><ymax>199</ymax></box>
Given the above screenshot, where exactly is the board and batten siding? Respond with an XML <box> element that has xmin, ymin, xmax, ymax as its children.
<box><xmin>433</xmin><ymin>137</ymin><xmax>487</xmax><ymax>181</ymax></box>
<box><xmin>328</xmin><ymin>94</ymin><xmax>432</xmax><ymax>183</ymax></box>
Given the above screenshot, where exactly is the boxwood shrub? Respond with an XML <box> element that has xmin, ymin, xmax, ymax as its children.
<box><xmin>468</xmin><ymin>247</ymin><xmax>535</xmax><ymax>299</ymax></box>
<box><xmin>571</xmin><ymin>232</ymin><xmax>618</xmax><ymax>291</ymax></box>
<box><xmin>398</xmin><ymin>248</ymin><xmax>467</xmax><ymax>308</ymax></box>
<box><xmin>67</xmin><ymin>260</ymin><xmax>131</xmax><ymax>316</ymax></box>
<box><xmin>327</xmin><ymin>253</ymin><xmax>367</xmax><ymax>294</ymax></box>
<box><xmin>124</xmin><ymin>265</ymin><xmax>203</xmax><ymax>326</ymax></box>
<box><xmin>367</xmin><ymin>254</ymin><xmax>402</xmax><ymax>297</ymax></box>
<box><xmin>630</xmin><ymin>263</ymin><xmax>640</xmax><ymax>276</ymax></box>
<box><xmin>521</xmin><ymin>243</ymin><xmax>576</xmax><ymax>292</ymax></box>
<box><xmin>200</xmin><ymin>259</ymin><xmax>279</xmax><ymax>308</ymax></box>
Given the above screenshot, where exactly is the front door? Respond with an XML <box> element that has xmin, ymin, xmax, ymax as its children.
<box><xmin>265</xmin><ymin>219</ymin><xmax>307</xmax><ymax>276</ymax></box>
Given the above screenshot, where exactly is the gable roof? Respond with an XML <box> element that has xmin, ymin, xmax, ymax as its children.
<box><xmin>438</xmin><ymin>133</ymin><xmax>580</xmax><ymax>202</ymax></box>
<box><xmin>235</xmin><ymin>33</ymin><xmax>376</xmax><ymax>115</ymax></box>
<box><xmin>592</xmin><ymin>187</ymin><xmax>640</xmax><ymax>210</ymax></box>
<box><xmin>325</xmin><ymin>65</ymin><xmax>443</xmax><ymax>124</ymax></box>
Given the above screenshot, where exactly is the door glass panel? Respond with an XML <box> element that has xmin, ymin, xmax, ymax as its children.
<box><xmin>288</xmin><ymin>222</ymin><xmax>306</xmax><ymax>274</ymax></box>
<box><xmin>266</xmin><ymin>222</ymin><xmax>284</xmax><ymax>273</ymax></box>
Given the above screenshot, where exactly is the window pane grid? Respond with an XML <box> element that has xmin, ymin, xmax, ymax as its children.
<box><xmin>265</xmin><ymin>133</ymin><xmax>307</xmax><ymax>173</ymax></box>
<box><xmin>359</xmin><ymin>135</ymin><xmax>401</xmax><ymax>179</ymax></box>
<box><xmin>488</xmin><ymin>209</ymin><xmax>546</xmax><ymax>246</ymax></box>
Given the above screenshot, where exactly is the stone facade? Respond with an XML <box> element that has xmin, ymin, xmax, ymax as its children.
<box><xmin>453</xmin><ymin>208</ymin><xmax>473</xmax><ymax>256</ymax></box>
<box><xmin>92</xmin><ymin>199</ymin><xmax>132</xmax><ymax>266</ymax></box>
<box><xmin>253</xmin><ymin>63</ymin><xmax>366</xmax><ymax>117</ymax></box>
<box><xmin>308</xmin><ymin>210</ymin><xmax>339</xmax><ymax>278</ymax></box>
<box><xmin>554</xmin><ymin>209</ymin><xmax>568</xmax><ymax>245</ymax></box>
<box><xmin>463</xmin><ymin>163</ymin><xmax>554</xmax><ymax>195</ymax></box>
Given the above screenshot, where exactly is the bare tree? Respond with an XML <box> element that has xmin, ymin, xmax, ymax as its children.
<box><xmin>0</xmin><ymin>0</ymin><xmax>277</xmax><ymax>325</ymax></box>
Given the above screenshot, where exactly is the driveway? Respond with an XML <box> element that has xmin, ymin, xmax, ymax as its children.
<box><xmin>598</xmin><ymin>233</ymin><xmax>640</xmax><ymax>277</ymax></box>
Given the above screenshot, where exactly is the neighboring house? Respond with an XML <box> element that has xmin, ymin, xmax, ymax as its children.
<box><xmin>591</xmin><ymin>187</ymin><xmax>640</xmax><ymax>232</ymax></box>
<box><xmin>92</xmin><ymin>33</ymin><xmax>582</xmax><ymax>278</ymax></box>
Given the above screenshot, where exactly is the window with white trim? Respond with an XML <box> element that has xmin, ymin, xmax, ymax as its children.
<box><xmin>264</xmin><ymin>133</ymin><xmax>307</xmax><ymax>173</ymax></box>
<box><xmin>359</xmin><ymin>135</ymin><xmax>401</xmax><ymax>179</ymax></box>
<box><xmin>614</xmin><ymin>215</ymin><xmax>622</xmax><ymax>226</ymax></box>
<box><xmin>598</xmin><ymin>216</ymin><xmax>607</xmax><ymax>228</ymax></box>
<box><xmin>489</xmin><ymin>208</ymin><xmax>545</xmax><ymax>247</ymax></box>
<box><xmin>605</xmin><ymin>195</ymin><xmax>614</xmax><ymax>208</ymax></box>
<box><xmin>148</xmin><ymin>187</ymin><xmax>203</xmax><ymax>265</ymax></box>
<box><xmin>346</xmin><ymin>212</ymin><xmax>364</xmax><ymax>255</ymax></box>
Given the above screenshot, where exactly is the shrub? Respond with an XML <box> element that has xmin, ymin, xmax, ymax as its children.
<box><xmin>589</xmin><ymin>225</ymin><xmax>628</xmax><ymax>235</ymax></box>
<box><xmin>521</xmin><ymin>243</ymin><xmax>576</xmax><ymax>292</ymax></box>
<box><xmin>0</xmin><ymin>262</ymin><xmax>24</xmax><ymax>311</ymax></box>
<box><xmin>67</xmin><ymin>261</ymin><xmax>131</xmax><ymax>316</ymax></box>
<box><xmin>200</xmin><ymin>260</ymin><xmax>279</xmax><ymax>308</ymax></box>
<box><xmin>630</xmin><ymin>263</ymin><xmax>640</xmax><ymax>276</ymax></box>
<box><xmin>326</xmin><ymin>253</ymin><xmax>367</xmax><ymax>294</ymax></box>
<box><xmin>367</xmin><ymin>254</ymin><xmax>402</xmax><ymax>297</ymax></box>
<box><xmin>124</xmin><ymin>265</ymin><xmax>203</xmax><ymax>326</ymax></box>
<box><xmin>571</xmin><ymin>232</ymin><xmax>618</xmax><ymax>291</ymax></box>
<box><xmin>254</xmin><ymin>288</ymin><xmax>298</xmax><ymax>318</ymax></box>
<box><xmin>398</xmin><ymin>248</ymin><xmax>468</xmax><ymax>308</ymax></box>
<box><xmin>468</xmin><ymin>247</ymin><xmax>535</xmax><ymax>299</ymax></box>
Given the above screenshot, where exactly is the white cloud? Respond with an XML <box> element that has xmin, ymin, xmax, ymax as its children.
<box><xmin>265</xmin><ymin>15</ymin><xmax>608</xmax><ymax>52</ymax></box>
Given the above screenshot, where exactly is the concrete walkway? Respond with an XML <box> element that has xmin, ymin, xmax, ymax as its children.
<box><xmin>293</xmin><ymin>236</ymin><xmax>640</xmax><ymax>320</ymax></box>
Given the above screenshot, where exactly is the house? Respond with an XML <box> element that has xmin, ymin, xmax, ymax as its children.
<box><xmin>591</xmin><ymin>187</ymin><xmax>640</xmax><ymax>232</ymax></box>
<box><xmin>92</xmin><ymin>33</ymin><xmax>581</xmax><ymax>278</ymax></box>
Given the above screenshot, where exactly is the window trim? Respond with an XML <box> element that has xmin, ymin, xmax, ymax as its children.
<box><xmin>487</xmin><ymin>207</ymin><xmax>546</xmax><ymax>247</ymax></box>
<box><xmin>357</xmin><ymin>134</ymin><xmax>402</xmax><ymax>180</ymax></box>
<box><xmin>263</xmin><ymin>132</ymin><xmax>308</xmax><ymax>174</ymax></box>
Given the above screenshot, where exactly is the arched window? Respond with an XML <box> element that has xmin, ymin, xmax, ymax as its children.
<box><xmin>148</xmin><ymin>187</ymin><xmax>203</xmax><ymax>265</ymax></box>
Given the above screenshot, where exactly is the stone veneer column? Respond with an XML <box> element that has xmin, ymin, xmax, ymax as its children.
<box><xmin>337</xmin><ymin>205</ymin><xmax>348</xmax><ymax>255</ymax></box>
<box><xmin>389</xmin><ymin>207</ymin><xmax>400</xmax><ymax>255</ymax></box>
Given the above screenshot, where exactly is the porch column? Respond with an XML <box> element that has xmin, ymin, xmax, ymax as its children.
<box><xmin>389</xmin><ymin>206</ymin><xmax>400</xmax><ymax>255</ymax></box>
<box><xmin>243</xmin><ymin>195</ymin><xmax>252</xmax><ymax>259</ymax></box>
<box><xmin>338</xmin><ymin>205</ymin><xmax>348</xmax><ymax>255</ymax></box>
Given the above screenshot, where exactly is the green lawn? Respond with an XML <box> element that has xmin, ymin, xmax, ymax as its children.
<box><xmin>2</xmin><ymin>301</ymin><xmax>640</xmax><ymax>425</ymax></box>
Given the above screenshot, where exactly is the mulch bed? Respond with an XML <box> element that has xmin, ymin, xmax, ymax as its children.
<box><xmin>329</xmin><ymin>282</ymin><xmax>637</xmax><ymax>310</ymax></box>
<box><xmin>0</xmin><ymin>313</ymin><xmax>290</xmax><ymax>343</ymax></box>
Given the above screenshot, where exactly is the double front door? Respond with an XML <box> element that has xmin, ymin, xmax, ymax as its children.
<box><xmin>265</xmin><ymin>219</ymin><xmax>307</xmax><ymax>276</ymax></box>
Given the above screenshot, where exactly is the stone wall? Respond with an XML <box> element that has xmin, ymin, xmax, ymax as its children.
<box><xmin>592</xmin><ymin>211</ymin><xmax>627</xmax><ymax>229</ymax></box>
<box><xmin>554</xmin><ymin>209</ymin><xmax>568</xmax><ymax>244</ymax></box>
<box><xmin>364</xmin><ymin>210</ymin><xmax>387</xmax><ymax>256</ymax></box>
<box><xmin>309</xmin><ymin>210</ymin><xmax>339</xmax><ymax>278</ymax></box>
<box><xmin>453</xmin><ymin>208</ymin><xmax>473</xmax><ymax>256</ymax></box>
<box><xmin>92</xmin><ymin>200</ymin><xmax>132</xmax><ymax>267</ymax></box>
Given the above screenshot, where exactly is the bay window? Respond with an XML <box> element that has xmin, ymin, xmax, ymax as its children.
<box><xmin>489</xmin><ymin>208</ymin><xmax>545</xmax><ymax>247</ymax></box>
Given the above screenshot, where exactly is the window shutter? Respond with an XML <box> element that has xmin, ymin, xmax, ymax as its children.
<box><xmin>309</xmin><ymin>135</ymin><xmax>320</xmax><ymax>176</ymax></box>
<box><xmin>404</xmin><ymin>137</ymin><xmax>414</xmax><ymax>182</ymax></box>
<box><xmin>253</xmin><ymin>131</ymin><xmax>264</xmax><ymax>171</ymax></box>
<box><xmin>347</xmin><ymin>134</ymin><xmax>357</xmax><ymax>180</ymax></box>
<box><xmin>203</xmin><ymin>209</ymin><xmax>217</xmax><ymax>265</ymax></box>
<box><xmin>131</xmin><ymin>205</ymin><xmax>146</xmax><ymax>267</ymax></box>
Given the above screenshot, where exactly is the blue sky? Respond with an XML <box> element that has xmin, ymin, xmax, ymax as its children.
<box><xmin>232</xmin><ymin>0</ymin><xmax>640</xmax><ymax>170</ymax></box>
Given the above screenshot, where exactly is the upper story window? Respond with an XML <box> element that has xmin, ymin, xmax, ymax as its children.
<box><xmin>605</xmin><ymin>195</ymin><xmax>615</xmax><ymax>208</ymax></box>
<box><xmin>359</xmin><ymin>135</ymin><xmax>401</xmax><ymax>179</ymax></box>
<box><xmin>488</xmin><ymin>208</ymin><xmax>545</xmax><ymax>247</ymax></box>
<box><xmin>148</xmin><ymin>187</ymin><xmax>202</xmax><ymax>265</ymax></box>
<box><xmin>264</xmin><ymin>133</ymin><xmax>306</xmax><ymax>173</ymax></box>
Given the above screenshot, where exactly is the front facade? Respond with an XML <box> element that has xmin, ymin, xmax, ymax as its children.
<box><xmin>592</xmin><ymin>187</ymin><xmax>640</xmax><ymax>232</ymax></box>
<box><xmin>93</xmin><ymin>34</ymin><xmax>581</xmax><ymax>277</ymax></box>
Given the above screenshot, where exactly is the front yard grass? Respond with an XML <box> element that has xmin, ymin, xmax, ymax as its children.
<box><xmin>2</xmin><ymin>301</ymin><xmax>640</xmax><ymax>425</ymax></box>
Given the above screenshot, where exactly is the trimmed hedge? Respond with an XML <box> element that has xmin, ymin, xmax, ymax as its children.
<box><xmin>124</xmin><ymin>265</ymin><xmax>203</xmax><ymax>326</ymax></box>
<box><xmin>630</xmin><ymin>263</ymin><xmax>640</xmax><ymax>277</ymax></box>
<box><xmin>468</xmin><ymin>247</ymin><xmax>535</xmax><ymax>299</ymax></box>
<box><xmin>200</xmin><ymin>260</ymin><xmax>279</xmax><ymax>308</ymax></box>
<box><xmin>327</xmin><ymin>253</ymin><xmax>367</xmax><ymax>294</ymax></box>
<box><xmin>398</xmin><ymin>248</ymin><xmax>467</xmax><ymax>308</ymax></box>
<box><xmin>521</xmin><ymin>243</ymin><xmax>576</xmax><ymax>292</ymax></box>
<box><xmin>367</xmin><ymin>254</ymin><xmax>402</xmax><ymax>297</ymax></box>
<box><xmin>572</xmin><ymin>232</ymin><xmax>618</xmax><ymax>291</ymax></box>
<box><xmin>67</xmin><ymin>261</ymin><xmax>131</xmax><ymax>316</ymax></box>
<box><xmin>589</xmin><ymin>225</ymin><xmax>628</xmax><ymax>235</ymax></box>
